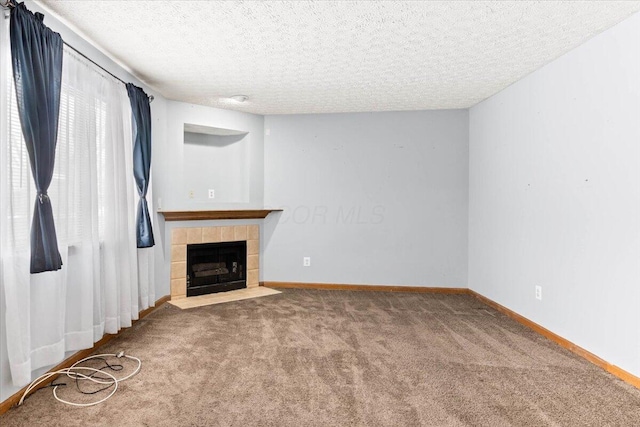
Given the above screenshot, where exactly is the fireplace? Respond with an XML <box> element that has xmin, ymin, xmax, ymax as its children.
<box><xmin>170</xmin><ymin>225</ymin><xmax>259</xmax><ymax>299</ymax></box>
<box><xmin>186</xmin><ymin>241</ymin><xmax>247</xmax><ymax>297</ymax></box>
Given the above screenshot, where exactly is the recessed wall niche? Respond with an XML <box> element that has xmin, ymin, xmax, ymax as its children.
<box><xmin>183</xmin><ymin>123</ymin><xmax>250</xmax><ymax>204</ymax></box>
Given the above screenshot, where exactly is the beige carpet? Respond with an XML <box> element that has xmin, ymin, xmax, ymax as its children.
<box><xmin>169</xmin><ymin>287</ymin><xmax>281</xmax><ymax>309</ymax></box>
<box><xmin>2</xmin><ymin>289</ymin><xmax>639</xmax><ymax>426</ymax></box>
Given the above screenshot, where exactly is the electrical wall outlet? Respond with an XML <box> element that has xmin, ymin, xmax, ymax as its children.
<box><xmin>188</xmin><ymin>190</ymin><xmax>195</xmax><ymax>199</ymax></box>
<box><xmin>303</xmin><ymin>257</ymin><xmax>311</xmax><ymax>267</ymax></box>
<box><xmin>535</xmin><ymin>285</ymin><xmax>542</xmax><ymax>301</ymax></box>
<box><xmin>208</xmin><ymin>189</ymin><xmax>215</xmax><ymax>199</ymax></box>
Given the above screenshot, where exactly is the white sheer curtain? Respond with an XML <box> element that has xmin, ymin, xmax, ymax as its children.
<box><xmin>1</xmin><ymin>28</ymin><xmax>153</xmax><ymax>387</ymax></box>
<box><xmin>138</xmin><ymin>246</ymin><xmax>156</xmax><ymax>312</ymax></box>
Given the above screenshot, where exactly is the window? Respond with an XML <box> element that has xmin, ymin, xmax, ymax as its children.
<box><xmin>3</xmin><ymin>47</ymin><xmax>116</xmax><ymax>249</ymax></box>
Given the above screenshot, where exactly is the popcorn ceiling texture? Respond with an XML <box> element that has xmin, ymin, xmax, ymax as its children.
<box><xmin>39</xmin><ymin>1</ymin><xmax>640</xmax><ymax>114</ymax></box>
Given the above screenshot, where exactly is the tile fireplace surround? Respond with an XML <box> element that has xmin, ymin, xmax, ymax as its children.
<box><xmin>170</xmin><ymin>225</ymin><xmax>260</xmax><ymax>299</ymax></box>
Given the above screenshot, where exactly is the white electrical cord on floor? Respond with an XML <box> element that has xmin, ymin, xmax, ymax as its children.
<box><xmin>18</xmin><ymin>352</ymin><xmax>141</xmax><ymax>407</ymax></box>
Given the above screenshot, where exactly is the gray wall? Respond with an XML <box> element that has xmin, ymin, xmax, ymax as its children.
<box><xmin>263</xmin><ymin>110</ymin><xmax>469</xmax><ymax>287</ymax></box>
<box><xmin>468</xmin><ymin>12</ymin><xmax>640</xmax><ymax>377</ymax></box>
<box><xmin>158</xmin><ymin>101</ymin><xmax>264</xmax><ymax>211</ymax></box>
<box><xmin>183</xmin><ymin>132</ymin><xmax>250</xmax><ymax>204</ymax></box>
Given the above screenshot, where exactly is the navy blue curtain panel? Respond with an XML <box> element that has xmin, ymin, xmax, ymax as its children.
<box><xmin>126</xmin><ymin>83</ymin><xmax>155</xmax><ymax>248</ymax></box>
<box><xmin>10</xmin><ymin>3</ymin><xmax>63</xmax><ymax>274</ymax></box>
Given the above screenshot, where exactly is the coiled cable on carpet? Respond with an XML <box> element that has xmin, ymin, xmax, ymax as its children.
<box><xmin>18</xmin><ymin>352</ymin><xmax>141</xmax><ymax>407</ymax></box>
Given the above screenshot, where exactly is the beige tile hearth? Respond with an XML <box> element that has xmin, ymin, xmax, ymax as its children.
<box><xmin>171</xmin><ymin>228</ymin><xmax>187</xmax><ymax>245</ymax></box>
<box><xmin>202</xmin><ymin>227</ymin><xmax>221</xmax><ymax>243</ymax></box>
<box><xmin>248</xmin><ymin>254</ymin><xmax>259</xmax><ymax>270</ymax></box>
<box><xmin>187</xmin><ymin>227</ymin><xmax>203</xmax><ymax>243</ymax></box>
<box><xmin>234</xmin><ymin>225</ymin><xmax>247</xmax><ymax>240</ymax></box>
<box><xmin>220</xmin><ymin>226</ymin><xmax>234</xmax><ymax>241</ymax></box>
<box><xmin>171</xmin><ymin>278</ymin><xmax>186</xmax><ymax>299</ymax></box>
<box><xmin>171</xmin><ymin>261</ymin><xmax>186</xmax><ymax>279</ymax></box>
<box><xmin>168</xmin><ymin>287</ymin><xmax>281</xmax><ymax>310</ymax></box>
<box><xmin>248</xmin><ymin>224</ymin><xmax>259</xmax><ymax>240</ymax></box>
<box><xmin>171</xmin><ymin>244</ymin><xmax>186</xmax><ymax>262</ymax></box>
<box><xmin>247</xmin><ymin>239</ymin><xmax>259</xmax><ymax>255</ymax></box>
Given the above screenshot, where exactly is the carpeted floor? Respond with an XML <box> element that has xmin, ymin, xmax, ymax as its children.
<box><xmin>2</xmin><ymin>288</ymin><xmax>639</xmax><ymax>426</ymax></box>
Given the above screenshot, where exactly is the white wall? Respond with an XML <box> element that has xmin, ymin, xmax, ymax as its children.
<box><xmin>468</xmin><ymin>12</ymin><xmax>640</xmax><ymax>378</ymax></box>
<box><xmin>263</xmin><ymin>110</ymin><xmax>469</xmax><ymax>287</ymax></box>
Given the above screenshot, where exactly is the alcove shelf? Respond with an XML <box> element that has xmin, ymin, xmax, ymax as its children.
<box><xmin>159</xmin><ymin>209</ymin><xmax>283</xmax><ymax>221</ymax></box>
<box><xmin>184</xmin><ymin>123</ymin><xmax>248</xmax><ymax>137</ymax></box>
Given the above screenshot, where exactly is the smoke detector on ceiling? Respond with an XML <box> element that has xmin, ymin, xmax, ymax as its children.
<box><xmin>229</xmin><ymin>95</ymin><xmax>248</xmax><ymax>103</ymax></box>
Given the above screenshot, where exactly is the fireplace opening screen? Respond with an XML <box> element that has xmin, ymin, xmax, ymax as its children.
<box><xmin>186</xmin><ymin>241</ymin><xmax>247</xmax><ymax>297</ymax></box>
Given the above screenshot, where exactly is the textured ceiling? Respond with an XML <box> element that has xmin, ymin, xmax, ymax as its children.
<box><xmin>38</xmin><ymin>1</ymin><xmax>640</xmax><ymax>114</ymax></box>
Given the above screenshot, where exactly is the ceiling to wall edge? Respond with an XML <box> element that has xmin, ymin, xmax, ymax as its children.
<box><xmin>32</xmin><ymin>0</ymin><xmax>162</xmax><ymax>97</ymax></box>
<box><xmin>33</xmin><ymin>1</ymin><xmax>640</xmax><ymax>116</ymax></box>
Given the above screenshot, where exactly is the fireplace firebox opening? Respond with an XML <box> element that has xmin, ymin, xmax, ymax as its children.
<box><xmin>186</xmin><ymin>241</ymin><xmax>247</xmax><ymax>297</ymax></box>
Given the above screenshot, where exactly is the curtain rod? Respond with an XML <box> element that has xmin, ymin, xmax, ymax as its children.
<box><xmin>2</xmin><ymin>0</ymin><xmax>154</xmax><ymax>102</ymax></box>
<box><xmin>63</xmin><ymin>41</ymin><xmax>155</xmax><ymax>102</ymax></box>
